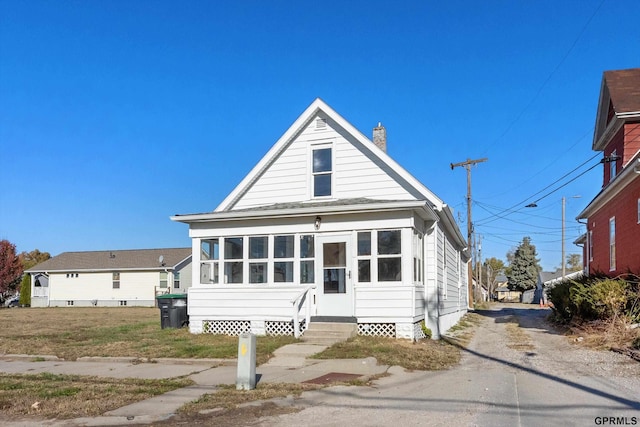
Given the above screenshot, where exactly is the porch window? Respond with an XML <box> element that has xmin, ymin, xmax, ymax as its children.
<box><xmin>413</xmin><ymin>232</ymin><xmax>423</xmax><ymax>283</ymax></box>
<box><xmin>249</xmin><ymin>236</ymin><xmax>268</xmax><ymax>284</ymax></box>
<box><xmin>378</xmin><ymin>230</ymin><xmax>401</xmax><ymax>281</ymax></box>
<box><xmin>300</xmin><ymin>235</ymin><xmax>314</xmax><ymax>284</ymax></box>
<box><xmin>609</xmin><ymin>217</ymin><xmax>616</xmax><ymax>271</ymax></box>
<box><xmin>159</xmin><ymin>272</ymin><xmax>168</xmax><ymax>289</ymax></box>
<box><xmin>112</xmin><ymin>272</ymin><xmax>120</xmax><ymax>289</ymax></box>
<box><xmin>200</xmin><ymin>239</ymin><xmax>219</xmax><ymax>284</ymax></box>
<box><xmin>312</xmin><ymin>147</ymin><xmax>332</xmax><ymax>197</ymax></box>
<box><xmin>224</xmin><ymin>237</ymin><xmax>244</xmax><ymax>283</ymax></box>
<box><xmin>274</xmin><ymin>235</ymin><xmax>294</xmax><ymax>282</ymax></box>
<box><xmin>357</xmin><ymin>231</ymin><xmax>371</xmax><ymax>283</ymax></box>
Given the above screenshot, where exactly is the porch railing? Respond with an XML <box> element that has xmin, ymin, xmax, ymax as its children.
<box><xmin>290</xmin><ymin>285</ymin><xmax>315</xmax><ymax>338</ymax></box>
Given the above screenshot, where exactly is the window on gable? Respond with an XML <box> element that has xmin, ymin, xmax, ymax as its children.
<box><xmin>610</xmin><ymin>150</ymin><xmax>618</xmax><ymax>182</ymax></box>
<box><xmin>312</xmin><ymin>147</ymin><xmax>332</xmax><ymax>197</ymax></box>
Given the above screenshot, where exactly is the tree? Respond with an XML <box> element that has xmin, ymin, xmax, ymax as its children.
<box><xmin>566</xmin><ymin>253</ymin><xmax>582</xmax><ymax>273</ymax></box>
<box><xmin>506</xmin><ymin>237</ymin><xmax>541</xmax><ymax>292</ymax></box>
<box><xmin>20</xmin><ymin>249</ymin><xmax>51</xmax><ymax>271</ymax></box>
<box><xmin>483</xmin><ymin>257</ymin><xmax>505</xmax><ymax>298</ymax></box>
<box><xmin>19</xmin><ymin>274</ymin><xmax>31</xmax><ymax>306</ymax></box>
<box><xmin>0</xmin><ymin>240</ymin><xmax>23</xmax><ymax>295</ymax></box>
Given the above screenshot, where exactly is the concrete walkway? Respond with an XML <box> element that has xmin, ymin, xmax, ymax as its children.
<box><xmin>0</xmin><ymin>342</ymin><xmax>389</xmax><ymax>426</ymax></box>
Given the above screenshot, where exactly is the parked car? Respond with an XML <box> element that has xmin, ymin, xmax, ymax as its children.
<box><xmin>4</xmin><ymin>295</ymin><xmax>20</xmax><ymax>308</ymax></box>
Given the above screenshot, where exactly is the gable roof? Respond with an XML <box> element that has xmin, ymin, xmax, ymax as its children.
<box><xmin>604</xmin><ymin>68</ymin><xmax>640</xmax><ymax>114</ymax></box>
<box><xmin>173</xmin><ymin>98</ymin><xmax>467</xmax><ymax>249</ymax></box>
<box><xmin>216</xmin><ymin>98</ymin><xmax>444</xmax><ymax>212</ymax></box>
<box><xmin>25</xmin><ymin>248</ymin><xmax>191</xmax><ymax>273</ymax></box>
<box><xmin>593</xmin><ymin>68</ymin><xmax>640</xmax><ymax>150</ymax></box>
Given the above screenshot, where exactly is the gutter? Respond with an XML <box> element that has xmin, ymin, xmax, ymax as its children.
<box><xmin>172</xmin><ymin>200</ymin><xmax>439</xmax><ymax>223</ymax></box>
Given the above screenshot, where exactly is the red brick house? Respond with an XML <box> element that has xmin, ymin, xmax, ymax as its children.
<box><xmin>577</xmin><ymin>68</ymin><xmax>640</xmax><ymax>276</ymax></box>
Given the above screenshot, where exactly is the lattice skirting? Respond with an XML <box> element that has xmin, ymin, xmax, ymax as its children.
<box><xmin>203</xmin><ymin>320</ymin><xmax>251</xmax><ymax>335</ymax></box>
<box><xmin>265</xmin><ymin>320</ymin><xmax>307</xmax><ymax>336</ymax></box>
<box><xmin>413</xmin><ymin>321</ymin><xmax>427</xmax><ymax>340</ymax></box>
<box><xmin>201</xmin><ymin>320</ymin><xmax>307</xmax><ymax>336</ymax></box>
<box><xmin>358</xmin><ymin>323</ymin><xmax>396</xmax><ymax>338</ymax></box>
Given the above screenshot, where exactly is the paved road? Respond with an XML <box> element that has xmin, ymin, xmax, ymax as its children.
<box><xmin>260</xmin><ymin>304</ymin><xmax>640</xmax><ymax>427</ymax></box>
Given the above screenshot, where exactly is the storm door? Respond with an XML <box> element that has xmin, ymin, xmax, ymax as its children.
<box><xmin>315</xmin><ymin>234</ymin><xmax>353</xmax><ymax>317</ymax></box>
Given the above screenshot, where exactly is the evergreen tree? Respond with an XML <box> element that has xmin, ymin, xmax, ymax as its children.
<box><xmin>506</xmin><ymin>237</ymin><xmax>541</xmax><ymax>292</ymax></box>
<box><xmin>19</xmin><ymin>274</ymin><xmax>30</xmax><ymax>306</ymax></box>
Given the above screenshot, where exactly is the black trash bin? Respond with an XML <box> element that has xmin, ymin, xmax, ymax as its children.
<box><xmin>156</xmin><ymin>294</ymin><xmax>188</xmax><ymax>329</ymax></box>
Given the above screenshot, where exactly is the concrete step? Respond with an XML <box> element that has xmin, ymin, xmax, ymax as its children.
<box><xmin>301</xmin><ymin>322</ymin><xmax>357</xmax><ymax>345</ymax></box>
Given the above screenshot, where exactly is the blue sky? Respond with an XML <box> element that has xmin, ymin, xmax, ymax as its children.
<box><xmin>1</xmin><ymin>1</ymin><xmax>638</xmax><ymax>271</ymax></box>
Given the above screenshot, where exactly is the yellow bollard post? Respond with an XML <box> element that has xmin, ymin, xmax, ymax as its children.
<box><xmin>236</xmin><ymin>333</ymin><xmax>256</xmax><ymax>390</ymax></box>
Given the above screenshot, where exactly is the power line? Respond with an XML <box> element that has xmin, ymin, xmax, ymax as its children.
<box><xmin>479</xmin><ymin>0</ymin><xmax>605</xmax><ymax>156</ymax></box>
<box><xmin>475</xmin><ymin>154</ymin><xmax>600</xmax><ymax>226</ymax></box>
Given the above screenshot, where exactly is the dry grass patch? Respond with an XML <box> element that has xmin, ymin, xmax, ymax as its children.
<box><xmin>0</xmin><ymin>307</ymin><xmax>296</xmax><ymax>363</ymax></box>
<box><xmin>0</xmin><ymin>372</ymin><xmax>192</xmax><ymax>420</ymax></box>
<box><xmin>567</xmin><ymin>318</ymin><xmax>640</xmax><ymax>351</ymax></box>
<box><xmin>180</xmin><ymin>383</ymin><xmax>321</xmax><ymax>413</ymax></box>
<box><xmin>504</xmin><ymin>318</ymin><xmax>535</xmax><ymax>351</ymax></box>
<box><xmin>311</xmin><ymin>335</ymin><xmax>461</xmax><ymax>371</ymax></box>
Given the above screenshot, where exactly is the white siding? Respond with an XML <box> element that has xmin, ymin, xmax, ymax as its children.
<box><xmin>232</xmin><ymin>114</ymin><xmax>415</xmax><ymax>209</ymax></box>
<box><xmin>354</xmin><ymin>285</ymin><xmax>416</xmax><ymax>320</ymax></box>
<box><xmin>48</xmin><ymin>271</ymin><xmax>163</xmax><ymax>307</ymax></box>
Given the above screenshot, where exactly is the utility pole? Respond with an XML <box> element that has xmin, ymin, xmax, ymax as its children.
<box><xmin>451</xmin><ymin>157</ymin><xmax>488</xmax><ymax>309</ymax></box>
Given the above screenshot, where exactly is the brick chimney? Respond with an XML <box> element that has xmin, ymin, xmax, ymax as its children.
<box><xmin>373</xmin><ymin>122</ymin><xmax>386</xmax><ymax>152</ymax></box>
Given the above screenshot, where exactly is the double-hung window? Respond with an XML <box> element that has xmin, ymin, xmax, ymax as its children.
<box><xmin>249</xmin><ymin>236</ymin><xmax>268</xmax><ymax>284</ymax></box>
<box><xmin>378</xmin><ymin>230</ymin><xmax>402</xmax><ymax>281</ymax></box>
<box><xmin>609</xmin><ymin>217</ymin><xmax>616</xmax><ymax>271</ymax></box>
<box><xmin>159</xmin><ymin>272</ymin><xmax>168</xmax><ymax>289</ymax></box>
<box><xmin>300</xmin><ymin>235</ymin><xmax>315</xmax><ymax>284</ymax></box>
<box><xmin>610</xmin><ymin>150</ymin><xmax>618</xmax><ymax>182</ymax></box>
<box><xmin>224</xmin><ymin>237</ymin><xmax>244</xmax><ymax>283</ymax></box>
<box><xmin>413</xmin><ymin>232</ymin><xmax>423</xmax><ymax>283</ymax></box>
<box><xmin>357</xmin><ymin>232</ymin><xmax>372</xmax><ymax>283</ymax></box>
<box><xmin>201</xmin><ymin>239</ymin><xmax>219</xmax><ymax>284</ymax></box>
<box><xmin>112</xmin><ymin>272</ymin><xmax>120</xmax><ymax>289</ymax></box>
<box><xmin>274</xmin><ymin>235</ymin><xmax>294</xmax><ymax>282</ymax></box>
<box><xmin>312</xmin><ymin>146</ymin><xmax>332</xmax><ymax>197</ymax></box>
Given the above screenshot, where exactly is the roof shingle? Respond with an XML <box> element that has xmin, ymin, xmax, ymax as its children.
<box><xmin>25</xmin><ymin>248</ymin><xmax>191</xmax><ymax>272</ymax></box>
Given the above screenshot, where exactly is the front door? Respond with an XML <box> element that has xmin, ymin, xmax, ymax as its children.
<box><xmin>315</xmin><ymin>234</ymin><xmax>353</xmax><ymax>317</ymax></box>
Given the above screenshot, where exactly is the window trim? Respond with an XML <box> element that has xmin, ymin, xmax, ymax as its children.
<box><xmin>609</xmin><ymin>217</ymin><xmax>616</xmax><ymax>271</ymax></box>
<box><xmin>310</xmin><ymin>143</ymin><xmax>334</xmax><ymax>199</ymax></box>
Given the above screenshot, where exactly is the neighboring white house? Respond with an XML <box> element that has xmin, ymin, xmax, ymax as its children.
<box><xmin>172</xmin><ymin>98</ymin><xmax>470</xmax><ymax>340</ymax></box>
<box><xmin>25</xmin><ymin>248</ymin><xmax>192</xmax><ymax>307</ymax></box>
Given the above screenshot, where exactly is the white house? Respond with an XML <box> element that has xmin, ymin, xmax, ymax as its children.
<box><xmin>172</xmin><ymin>99</ymin><xmax>470</xmax><ymax>340</ymax></box>
<box><xmin>25</xmin><ymin>248</ymin><xmax>192</xmax><ymax>307</ymax></box>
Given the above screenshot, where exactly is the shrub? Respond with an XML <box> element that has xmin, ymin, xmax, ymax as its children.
<box><xmin>421</xmin><ymin>321</ymin><xmax>432</xmax><ymax>339</ymax></box>
<box><xmin>547</xmin><ymin>274</ymin><xmax>636</xmax><ymax>323</ymax></box>
<box><xmin>547</xmin><ymin>280</ymin><xmax>574</xmax><ymax>321</ymax></box>
<box><xmin>19</xmin><ymin>275</ymin><xmax>30</xmax><ymax>307</ymax></box>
